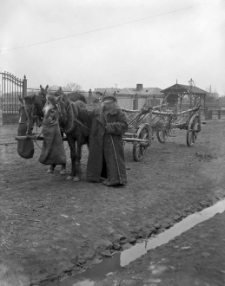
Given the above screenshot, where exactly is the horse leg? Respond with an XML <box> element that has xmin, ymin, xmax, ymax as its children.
<box><xmin>66</xmin><ymin>135</ymin><xmax>76</xmax><ymax>180</ymax></box>
<box><xmin>47</xmin><ymin>164</ymin><xmax>56</xmax><ymax>174</ymax></box>
<box><xmin>60</xmin><ymin>164</ymin><xmax>67</xmax><ymax>175</ymax></box>
<box><xmin>60</xmin><ymin>132</ymin><xmax>67</xmax><ymax>175</ymax></box>
<box><xmin>73</xmin><ymin>142</ymin><xmax>82</xmax><ymax>182</ymax></box>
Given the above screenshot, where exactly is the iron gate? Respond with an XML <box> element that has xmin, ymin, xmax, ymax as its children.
<box><xmin>0</xmin><ymin>72</ymin><xmax>27</xmax><ymax>125</ymax></box>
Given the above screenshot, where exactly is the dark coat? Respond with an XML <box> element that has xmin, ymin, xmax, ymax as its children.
<box><xmin>77</xmin><ymin>106</ymin><xmax>128</xmax><ymax>184</ymax></box>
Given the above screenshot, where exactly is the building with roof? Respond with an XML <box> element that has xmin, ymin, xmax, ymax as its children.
<box><xmin>117</xmin><ymin>84</ymin><xmax>163</xmax><ymax>109</ymax></box>
<box><xmin>95</xmin><ymin>88</ymin><xmax>121</xmax><ymax>95</ymax></box>
<box><xmin>160</xmin><ymin>82</ymin><xmax>208</xmax><ymax>111</ymax></box>
<box><xmin>94</xmin><ymin>84</ymin><xmax>163</xmax><ymax>110</ymax></box>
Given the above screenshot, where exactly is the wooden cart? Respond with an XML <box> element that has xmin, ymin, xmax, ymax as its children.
<box><xmin>122</xmin><ymin>104</ymin><xmax>201</xmax><ymax>162</ymax></box>
<box><xmin>155</xmin><ymin>104</ymin><xmax>202</xmax><ymax>147</ymax></box>
<box><xmin>122</xmin><ymin>104</ymin><xmax>168</xmax><ymax>162</ymax></box>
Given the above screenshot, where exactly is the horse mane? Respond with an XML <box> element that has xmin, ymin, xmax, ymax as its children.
<box><xmin>73</xmin><ymin>100</ymin><xmax>86</xmax><ymax>109</ymax></box>
<box><xmin>67</xmin><ymin>92</ymin><xmax>87</xmax><ymax>104</ymax></box>
<box><xmin>47</xmin><ymin>87</ymin><xmax>87</xmax><ymax>104</ymax></box>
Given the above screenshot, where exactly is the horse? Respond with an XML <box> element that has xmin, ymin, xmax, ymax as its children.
<box><xmin>38</xmin><ymin>85</ymin><xmax>68</xmax><ymax>174</ymax></box>
<box><xmin>17</xmin><ymin>87</ymin><xmax>67</xmax><ymax>174</ymax></box>
<box><xmin>18</xmin><ymin>85</ymin><xmax>50</xmax><ymax>137</ymax></box>
<box><xmin>17</xmin><ymin>85</ymin><xmax>66</xmax><ymax>174</ymax></box>
<box><xmin>43</xmin><ymin>92</ymin><xmax>89</xmax><ymax>182</ymax></box>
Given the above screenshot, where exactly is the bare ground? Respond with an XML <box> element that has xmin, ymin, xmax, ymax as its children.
<box><xmin>98</xmin><ymin>209</ymin><xmax>225</xmax><ymax>286</ymax></box>
<box><xmin>0</xmin><ymin>119</ymin><xmax>225</xmax><ymax>285</ymax></box>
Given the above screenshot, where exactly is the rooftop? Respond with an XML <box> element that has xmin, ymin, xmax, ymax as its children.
<box><xmin>94</xmin><ymin>86</ymin><xmax>162</xmax><ymax>97</ymax></box>
<box><xmin>161</xmin><ymin>84</ymin><xmax>208</xmax><ymax>95</ymax></box>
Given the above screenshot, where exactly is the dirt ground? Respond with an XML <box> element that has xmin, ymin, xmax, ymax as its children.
<box><xmin>98</xmin><ymin>209</ymin><xmax>225</xmax><ymax>286</ymax></box>
<box><xmin>1</xmin><ymin>119</ymin><xmax>225</xmax><ymax>285</ymax></box>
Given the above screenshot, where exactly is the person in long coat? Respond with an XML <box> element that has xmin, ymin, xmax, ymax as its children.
<box><xmin>75</xmin><ymin>94</ymin><xmax>128</xmax><ymax>186</ymax></box>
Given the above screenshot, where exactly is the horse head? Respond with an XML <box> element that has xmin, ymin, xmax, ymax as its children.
<box><xmin>18</xmin><ymin>95</ymin><xmax>37</xmax><ymax>136</ymax></box>
<box><xmin>54</xmin><ymin>87</ymin><xmax>64</xmax><ymax>97</ymax></box>
<box><xmin>17</xmin><ymin>85</ymin><xmax>50</xmax><ymax>136</ymax></box>
<box><xmin>39</xmin><ymin>85</ymin><xmax>49</xmax><ymax>98</ymax></box>
<box><xmin>43</xmin><ymin>92</ymin><xmax>69</xmax><ymax>129</ymax></box>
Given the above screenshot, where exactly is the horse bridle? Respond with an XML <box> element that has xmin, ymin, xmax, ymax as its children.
<box><xmin>19</xmin><ymin>99</ymin><xmax>39</xmax><ymax>135</ymax></box>
<box><xmin>44</xmin><ymin>96</ymin><xmax>90</xmax><ymax>133</ymax></box>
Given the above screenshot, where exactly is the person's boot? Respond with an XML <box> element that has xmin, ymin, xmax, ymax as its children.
<box><xmin>103</xmin><ymin>179</ymin><xmax>109</xmax><ymax>185</ymax></box>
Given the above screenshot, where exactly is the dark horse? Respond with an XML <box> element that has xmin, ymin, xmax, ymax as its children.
<box><xmin>43</xmin><ymin>92</ymin><xmax>89</xmax><ymax>181</ymax></box>
<box><xmin>17</xmin><ymin>85</ymin><xmax>67</xmax><ymax>173</ymax></box>
<box><xmin>17</xmin><ymin>85</ymin><xmax>87</xmax><ymax>176</ymax></box>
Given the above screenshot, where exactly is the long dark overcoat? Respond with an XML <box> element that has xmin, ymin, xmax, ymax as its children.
<box><xmin>76</xmin><ymin>106</ymin><xmax>128</xmax><ymax>184</ymax></box>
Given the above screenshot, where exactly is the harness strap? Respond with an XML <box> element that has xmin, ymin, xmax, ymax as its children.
<box><xmin>58</xmin><ymin>99</ymin><xmax>90</xmax><ymax>134</ymax></box>
<box><xmin>74</xmin><ymin>117</ymin><xmax>90</xmax><ymax>132</ymax></box>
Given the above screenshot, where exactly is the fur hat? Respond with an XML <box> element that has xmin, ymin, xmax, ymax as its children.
<box><xmin>102</xmin><ymin>93</ymin><xmax>117</xmax><ymax>103</ymax></box>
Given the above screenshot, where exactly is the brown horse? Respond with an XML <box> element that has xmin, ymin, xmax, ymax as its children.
<box><xmin>43</xmin><ymin>92</ymin><xmax>89</xmax><ymax>181</ymax></box>
<box><xmin>18</xmin><ymin>85</ymin><xmax>49</xmax><ymax>136</ymax></box>
<box><xmin>18</xmin><ymin>85</ymin><xmax>88</xmax><ymax>175</ymax></box>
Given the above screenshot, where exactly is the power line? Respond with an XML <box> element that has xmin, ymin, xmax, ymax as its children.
<box><xmin>0</xmin><ymin>4</ymin><xmax>203</xmax><ymax>53</ymax></box>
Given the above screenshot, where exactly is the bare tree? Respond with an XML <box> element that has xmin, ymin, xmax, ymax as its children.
<box><xmin>49</xmin><ymin>83</ymin><xmax>81</xmax><ymax>92</ymax></box>
<box><xmin>63</xmin><ymin>83</ymin><xmax>81</xmax><ymax>92</ymax></box>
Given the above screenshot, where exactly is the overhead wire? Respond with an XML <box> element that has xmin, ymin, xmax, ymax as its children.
<box><xmin>0</xmin><ymin>3</ymin><xmax>206</xmax><ymax>53</ymax></box>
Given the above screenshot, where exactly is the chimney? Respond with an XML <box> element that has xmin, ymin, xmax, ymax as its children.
<box><xmin>136</xmin><ymin>84</ymin><xmax>143</xmax><ymax>91</ymax></box>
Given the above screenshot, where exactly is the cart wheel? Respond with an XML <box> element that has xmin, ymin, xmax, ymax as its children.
<box><xmin>133</xmin><ymin>125</ymin><xmax>149</xmax><ymax>162</ymax></box>
<box><xmin>156</xmin><ymin>129</ymin><xmax>169</xmax><ymax>143</ymax></box>
<box><xmin>186</xmin><ymin>117</ymin><xmax>199</xmax><ymax>147</ymax></box>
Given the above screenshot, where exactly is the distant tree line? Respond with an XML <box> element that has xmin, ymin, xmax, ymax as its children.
<box><xmin>49</xmin><ymin>82</ymin><xmax>81</xmax><ymax>92</ymax></box>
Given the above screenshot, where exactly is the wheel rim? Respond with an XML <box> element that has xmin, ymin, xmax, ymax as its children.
<box><xmin>140</xmin><ymin>127</ymin><xmax>149</xmax><ymax>154</ymax></box>
<box><xmin>187</xmin><ymin>122</ymin><xmax>199</xmax><ymax>146</ymax></box>
<box><xmin>136</xmin><ymin>142</ymin><xmax>142</xmax><ymax>159</ymax></box>
<box><xmin>159</xmin><ymin>131</ymin><xmax>165</xmax><ymax>141</ymax></box>
<box><xmin>157</xmin><ymin>129</ymin><xmax>168</xmax><ymax>143</ymax></box>
<box><xmin>190</xmin><ymin>131</ymin><xmax>195</xmax><ymax>145</ymax></box>
<box><xmin>133</xmin><ymin>126</ymin><xmax>149</xmax><ymax>161</ymax></box>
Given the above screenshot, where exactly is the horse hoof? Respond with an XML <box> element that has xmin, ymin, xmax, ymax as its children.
<box><xmin>73</xmin><ymin>176</ymin><xmax>80</xmax><ymax>182</ymax></box>
<box><xmin>66</xmin><ymin>176</ymin><xmax>74</xmax><ymax>180</ymax></box>
<box><xmin>47</xmin><ymin>169</ymin><xmax>54</xmax><ymax>174</ymax></box>
<box><xmin>60</xmin><ymin>170</ymin><xmax>67</xmax><ymax>175</ymax></box>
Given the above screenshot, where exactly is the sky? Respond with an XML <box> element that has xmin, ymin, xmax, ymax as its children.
<box><xmin>0</xmin><ymin>0</ymin><xmax>224</xmax><ymax>94</ymax></box>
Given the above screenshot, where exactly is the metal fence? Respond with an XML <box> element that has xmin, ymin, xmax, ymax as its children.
<box><xmin>0</xmin><ymin>72</ymin><xmax>27</xmax><ymax>125</ymax></box>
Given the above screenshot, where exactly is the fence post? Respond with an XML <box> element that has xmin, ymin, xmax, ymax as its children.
<box><xmin>205</xmin><ymin>106</ymin><xmax>208</xmax><ymax>119</ymax></box>
<box><xmin>148</xmin><ymin>107</ymin><xmax>152</xmax><ymax>146</ymax></box>
<box><xmin>189</xmin><ymin>94</ymin><xmax>192</xmax><ymax>108</ymax></box>
<box><xmin>204</xmin><ymin>94</ymin><xmax>206</xmax><ymax>118</ymax></box>
<box><xmin>22</xmin><ymin>75</ymin><xmax>27</xmax><ymax>99</ymax></box>
<box><xmin>0</xmin><ymin>78</ymin><xmax>2</xmax><ymax>126</ymax></box>
<box><xmin>198</xmin><ymin>105</ymin><xmax>202</xmax><ymax>132</ymax></box>
<box><xmin>218</xmin><ymin>110</ymin><xmax>221</xmax><ymax>119</ymax></box>
<box><xmin>88</xmin><ymin>89</ymin><xmax>92</xmax><ymax>105</ymax></box>
<box><xmin>207</xmin><ymin>109</ymin><xmax>212</xmax><ymax>120</ymax></box>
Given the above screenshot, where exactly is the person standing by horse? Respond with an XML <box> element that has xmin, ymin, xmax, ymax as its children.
<box><xmin>75</xmin><ymin>93</ymin><xmax>128</xmax><ymax>186</ymax></box>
